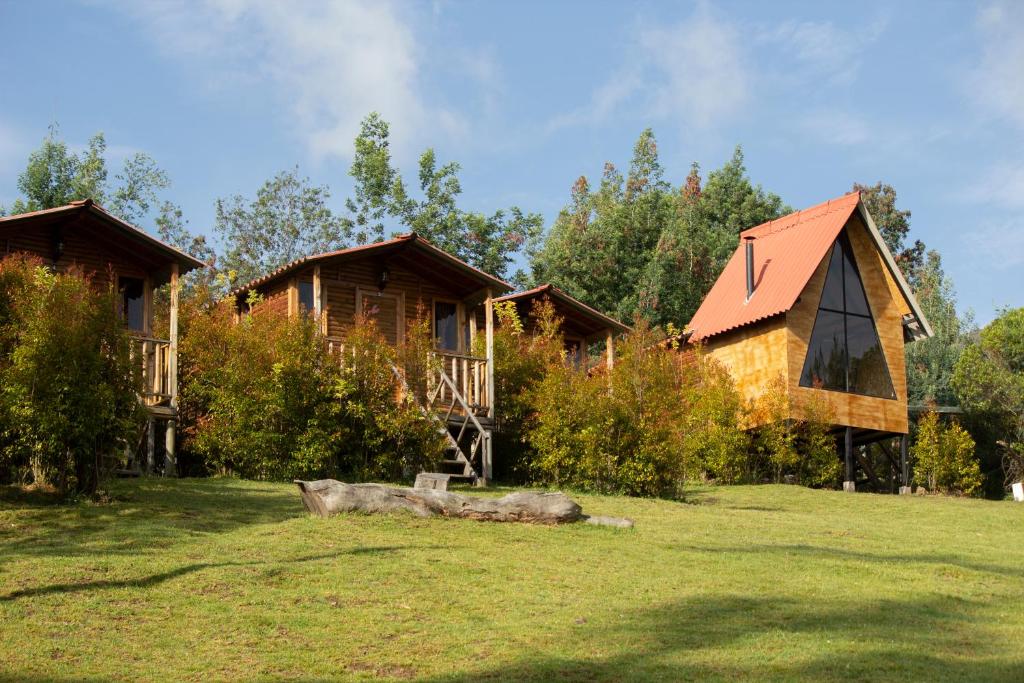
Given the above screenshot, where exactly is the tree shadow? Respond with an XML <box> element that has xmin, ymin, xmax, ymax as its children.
<box><xmin>0</xmin><ymin>477</ymin><xmax>309</xmax><ymax>562</ymax></box>
<box><xmin>424</xmin><ymin>594</ymin><xmax>1024</xmax><ymax>682</ymax></box>
<box><xmin>0</xmin><ymin>545</ymin><xmax>430</xmax><ymax>602</ymax></box>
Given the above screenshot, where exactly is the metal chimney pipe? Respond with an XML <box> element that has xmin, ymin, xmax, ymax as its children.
<box><xmin>744</xmin><ymin>236</ymin><xmax>755</xmax><ymax>300</ymax></box>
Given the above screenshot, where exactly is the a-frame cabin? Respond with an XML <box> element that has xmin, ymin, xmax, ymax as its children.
<box><xmin>687</xmin><ymin>191</ymin><xmax>933</xmax><ymax>492</ymax></box>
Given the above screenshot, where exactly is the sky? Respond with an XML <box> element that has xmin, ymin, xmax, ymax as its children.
<box><xmin>1</xmin><ymin>0</ymin><xmax>1022</xmax><ymax>324</ymax></box>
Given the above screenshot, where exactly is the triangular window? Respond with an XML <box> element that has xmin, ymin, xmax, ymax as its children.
<box><xmin>800</xmin><ymin>232</ymin><xmax>896</xmax><ymax>399</ymax></box>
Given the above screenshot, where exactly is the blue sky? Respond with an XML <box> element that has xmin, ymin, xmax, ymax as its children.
<box><xmin>1</xmin><ymin>0</ymin><xmax>1021</xmax><ymax>324</ymax></box>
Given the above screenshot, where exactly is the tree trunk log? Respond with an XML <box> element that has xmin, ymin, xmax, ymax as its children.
<box><xmin>295</xmin><ymin>480</ymin><xmax>633</xmax><ymax>528</ymax></box>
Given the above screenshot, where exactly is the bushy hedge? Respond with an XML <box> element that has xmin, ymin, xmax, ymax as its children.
<box><xmin>912</xmin><ymin>410</ymin><xmax>982</xmax><ymax>495</ymax></box>
<box><xmin>177</xmin><ymin>295</ymin><xmax>445</xmax><ymax>481</ymax></box>
<box><xmin>0</xmin><ymin>254</ymin><xmax>144</xmax><ymax>495</ymax></box>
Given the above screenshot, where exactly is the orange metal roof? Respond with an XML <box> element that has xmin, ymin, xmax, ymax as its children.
<box><xmin>687</xmin><ymin>191</ymin><xmax>862</xmax><ymax>341</ymax></box>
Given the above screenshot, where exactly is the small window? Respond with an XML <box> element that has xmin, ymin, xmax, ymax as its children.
<box><xmin>119</xmin><ymin>277</ymin><xmax>145</xmax><ymax>332</ymax></box>
<box><xmin>434</xmin><ymin>301</ymin><xmax>459</xmax><ymax>351</ymax></box>
<box><xmin>298</xmin><ymin>281</ymin><xmax>314</xmax><ymax>314</ymax></box>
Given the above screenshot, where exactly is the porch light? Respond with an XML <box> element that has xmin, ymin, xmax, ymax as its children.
<box><xmin>378</xmin><ymin>266</ymin><xmax>390</xmax><ymax>292</ymax></box>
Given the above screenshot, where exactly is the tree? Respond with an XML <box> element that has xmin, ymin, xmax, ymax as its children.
<box><xmin>534</xmin><ymin>138</ymin><xmax>786</xmax><ymax>327</ymax></box>
<box><xmin>853</xmin><ymin>182</ymin><xmax>925</xmax><ymax>283</ymax></box>
<box><xmin>214</xmin><ymin>168</ymin><xmax>351</xmax><ymax>287</ymax></box>
<box><xmin>9</xmin><ymin>125</ymin><xmax>170</xmax><ymax>225</ymax></box>
<box><xmin>952</xmin><ymin>307</ymin><xmax>1024</xmax><ymax>488</ymax></box>
<box><xmin>345</xmin><ymin>113</ymin><xmax>543</xmax><ymax>280</ymax></box>
<box><xmin>911</xmin><ymin>411</ymin><xmax>982</xmax><ymax>495</ymax></box>
<box><xmin>905</xmin><ymin>251</ymin><xmax>975</xmax><ymax>405</ymax></box>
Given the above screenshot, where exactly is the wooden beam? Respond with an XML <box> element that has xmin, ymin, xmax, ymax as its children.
<box><xmin>843</xmin><ymin>426</ymin><xmax>855</xmax><ymax>492</ymax></box>
<box><xmin>165</xmin><ymin>263</ymin><xmax>179</xmax><ymax>477</ymax></box>
<box><xmin>287</xmin><ymin>277</ymin><xmax>297</xmax><ymax>318</ymax></box>
<box><xmin>485</xmin><ymin>288</ymin><xmax>495</xmax><ymax>423</ymax></box>
<box><xmin>313</xmin><ymin>265</ymin><xmax>324</xmax><ymax>333</ymax></box>
<box><xmin>606</xmin><ymin>328</ymin><xmax>615</xmax><ymax>370</ymax></box>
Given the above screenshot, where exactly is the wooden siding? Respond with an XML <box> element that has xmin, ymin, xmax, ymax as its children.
<box><xmin>786</xmin><ymin>214</ymin><xmax>909</xmax><ymax>434</ymax></box>
<box><xmin>704</xmin><ymin>315</ymin><xmax>790</xmax><ymax>414</ymax></box>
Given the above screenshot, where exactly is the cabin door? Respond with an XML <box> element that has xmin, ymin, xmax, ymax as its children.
<box><xmin>356</xmin><ymin>289</ymin><xmax>404</xmax><ymax>346</ymax></box>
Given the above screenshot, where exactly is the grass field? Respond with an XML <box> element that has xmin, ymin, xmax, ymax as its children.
<box><xmin>1</xmin><ymin>478</ymin><xmax>1023</xmax><ymax>681</ymax></box>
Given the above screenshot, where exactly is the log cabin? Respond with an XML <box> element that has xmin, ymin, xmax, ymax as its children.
<box><xmin>686</xmin><ymin>191</ymin><xmax>932</xmax><ymax>492</ymax></box>
<box><xmin>493</xmin><ymin>283</ymin><xmax>631</xmax><ymax>369</ymax></box>
<box><xmin>0</xmin><ymin>199</ymin><xmax>206</xmax><ymax>473</ymax></box>
<box><xmin>230</xmin><ymin>232</ymin><xmax>513</xmax><ymax>484</ymax></box>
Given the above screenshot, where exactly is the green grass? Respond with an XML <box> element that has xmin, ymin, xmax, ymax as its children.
<box><xmin>1</xmin><ymin>479</ymin><xmax>1023</xmax><ymax>682</ymax></box>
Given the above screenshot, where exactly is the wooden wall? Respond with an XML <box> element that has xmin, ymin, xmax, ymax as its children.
<box><xmin>703</xmin><ymin>315</ymin><xmax>790</xmax><ymax>412</ymax></box>
<box><xmin>786</xmin><ymin>214</ymin><xmax>909</xmax><ymax>434</ymax></box>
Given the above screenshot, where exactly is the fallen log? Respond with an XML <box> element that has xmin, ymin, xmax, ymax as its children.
<box><xmin>294</xmin><ymin>480</ymin><xmax>634</xmax><ymax>528</ymax></box>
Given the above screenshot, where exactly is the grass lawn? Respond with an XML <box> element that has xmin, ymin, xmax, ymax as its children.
<box><xmin>1</xmin><ymin>479</ymin><xmax>1023</xmax><ymax>681</ymax></box>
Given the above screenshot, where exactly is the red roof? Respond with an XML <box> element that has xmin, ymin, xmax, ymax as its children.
<box><xmin>687</xmin><ymin>192</ymin><xmax>862</xmax><ymax>341</ymax></box>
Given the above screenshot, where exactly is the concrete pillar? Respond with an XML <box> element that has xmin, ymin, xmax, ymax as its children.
<box><xmin>843</xmin><ymin>427</ymin><xmax>855</xmax><ymax>492</ymax></box>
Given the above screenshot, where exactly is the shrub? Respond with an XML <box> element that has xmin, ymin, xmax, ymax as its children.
<box><xmin>527</xmin><ymin>322</ymin><xmax>747</xmax><ymax>497</ymax></box>
<box><xmin>912</xmin><ymin>410</ymin><xmax>982</xmax><ymax>495</ymax></box>
<box><xmin>0</xmin><ymin>255</ymin><xmax>144</xmax><ymax>495</ymax></box>
<box><xmin>178</xmin><ymin>298</ymin><xmax>445</xmax><ymax>482</ymax></box>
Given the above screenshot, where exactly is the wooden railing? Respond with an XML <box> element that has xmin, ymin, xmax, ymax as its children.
<box><xmin>431</xmin><ymin>350</ymin><xmax>489</xmax><ymax>415</ymax></box>
<box><xmin>133</xmin><ymin>336</ymin><xmax>172</xmax><ymax>406</ymax></box>
<box><xmin>325</xmin><ymin>337</ymin><xmax>490</xmax><ymax>417</ymax></box>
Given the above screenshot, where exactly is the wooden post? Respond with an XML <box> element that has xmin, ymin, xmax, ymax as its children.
<box><xmin>843</xmin><ymin>426</ymin><xmax>854</xmax><ymax>492</ymax></box>
<box><xmin>146</xmin><ymin>416</ymin><xmax>155</xmax><ymax>474</ymax></box>
<box><xmin>605</xmin><ymin>328</ymin><xmax>614</xmax><ymax>370</ymax></box>
<box><xmin>165</xmin><ymin>263</ymin><xmax>179</xmax><ymax>477</ymax></box>
<box><xmin>287</xmin><ymin>277</ymin><xmax>297</xmax><ymax>318</ymax></box>
<box><xmin>313</xmin><ymin>265</ymin><xmax>322</xmax><ymax>322</ymax></box>
<box><xmin>899</xmin><ymin>434</ymin><xmax>911</xmax><ymax>494</ymax></box>
<box><xmin>485</xmin><ymin>289</ymin><xmax>495</xmax><ymax>422</ymax></box>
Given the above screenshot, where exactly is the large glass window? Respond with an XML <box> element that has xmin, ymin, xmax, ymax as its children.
<box><xmin>800</xmin><ymin>233</ymin><xmax>896</xmax><ymax>399</ymax></box>
<box><xmin>434</xmin><ymin>301</ymin><xmax>459</xmax><ymax>351</ymax></box>
<box><xmin>119</xmin><ymin>277</ymin><xmax>145</xmax><ymax>332</ymax></box>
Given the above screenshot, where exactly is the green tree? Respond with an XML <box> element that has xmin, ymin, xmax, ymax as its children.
<box><xmin>911</xmin><ymin>411</ymin><xmax>982</xmax><ymax>495</ymax></box>
<box><xmin>214</xmin><ymin>167</ymin><xmax>351</xmax><ymax>287</ymax></box>
<box><xmin>952</xmin><ymin>307</ymin><xmax>1024</xmax><ymax>487</ymax></box>
<box><xmin>853</xmin><ymin>182</ymin><xmax>925</xmax><ymax>283</ymax></box>
<box><xmin>905</xmin><ymin>251</ymin><xmax>974</xmax><ymax>406</ymax></box>
<box><xmin>346</xmin><ymin>112</ymin><xmax>543</xmax><ymax>280</ymax></box>
<box><xmin>10</xmin><ymin>126</ymin><xmax>171</xmax><ymax>225</ymax></box>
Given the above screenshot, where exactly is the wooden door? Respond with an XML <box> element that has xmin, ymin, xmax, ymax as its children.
<box><xmin>356</xmin><ymin>289</ymin><xmax>404</xmax><ymax>345</ymax></box>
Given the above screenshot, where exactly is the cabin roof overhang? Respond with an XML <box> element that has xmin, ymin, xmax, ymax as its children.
<box><xmin>0</xmin><ymin>199</ymin><xmax>206</xmax><ymax>286</ymax></box>
<box><xmin>230</xmin><ymin>233</ymin><xmax>513</xmax><ymax>304</ymax></box>
<box><xmin>494</xmin><ymin>284</ymin><xmax>631</xmax><ymax>337</ymax></box>
<box><xmin>685</xmin><ymin>191</ymin><xmax>933</xmax><ymax>344</ymax></box>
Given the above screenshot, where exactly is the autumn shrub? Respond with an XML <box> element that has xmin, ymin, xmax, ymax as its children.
<box><xmin>489</xmin><ymin>299</ymin><xmax>565</xmax><ymax>482</ymax></box>
<box><xmin>744</xmin><ymin>376</ymin><xmax>839</xmax><ymax>487</ymax></box>
<box><xmin>912</xmin><ymin>410</ymin><xmax>982</xmax><ymax>495</ymax></box>
<box><xmin>527</xmin><ymin>322</ymin><xmax>747</xmax><ymax>497</ymax></box>
<box><xmin>0</xmin><ymin>254</ymin><xmax>144</xmax><ymax>495</ymax></box>
<box><xmin>179</xmin><ymin>298</ymin><xmax>444</xmax><ymax>482</ymax></box>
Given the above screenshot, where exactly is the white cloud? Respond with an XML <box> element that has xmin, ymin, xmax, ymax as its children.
<box><xmin>799</xmin><ymin>109</ymin><xmax>871</xmax><ymax>146</ymax></box>
<box><xmin>759</xmin><ymin>16</ymin><xmax>888</xmax><ymax>86</ymax></box>
<box><xmin>548</xmin><ymin>7</ymin><xmax>748</xmax><ymax>132</ymax></box>
<box><xmin>968</xmin><ymin>1</ymin><xmax>1024</xmax><ymax>129</ymax></box>
<box><xmin>965</xmin><ymin>161</ymin><xmax>1024</xmax><ymax>208</ymax></box>
<box><xmin>964</xmin><ymin>220</ymin><xmax>1024</xmax><ymax>269</ymax></box>
<box><xmin>113</xmin><ymin>0</ymin><xmax>456</xmax><ymax>160</ymax></box>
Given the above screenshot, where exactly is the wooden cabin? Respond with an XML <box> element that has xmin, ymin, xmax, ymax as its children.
<box><xmin>230</xmin><ymin>233</ymin><xmax>512</xmax><ymax>483</ymax></box>
<box><xmin>686</xmin><ymin>191</ymin><xmax>932</xmax><ymax>492</ymax></box>
<box><xmin>0</xmin><ymin>199</ymin><xmax>206</xmax><ymax>473</ymax></box>
<box><xmin>493</xmin><ymin>283</ymin><xmax>630</xmax><ymax>368</ymax></box>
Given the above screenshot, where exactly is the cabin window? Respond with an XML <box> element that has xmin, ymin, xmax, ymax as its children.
<box><xmin>800</xmin><ymin>233</ymin><xmax>896</xmax><ymax>399</ymax></box>
<box><xmin>434</xmin><ymin>301</ymin><xmax>459</xmax><ymax>351</ymax></box>
<box><xmin>298</xmin><ymin>281</ymin><xmax>314</xmax><ymax>314</ymax></box>
<box><xmin>119</xmin><ymin>277</ymin><xmax>145</xmax><ymax>332</ymax></box>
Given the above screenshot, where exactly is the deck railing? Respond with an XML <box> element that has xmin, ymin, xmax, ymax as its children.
<box><xmin>133</xmin><ymin>336</ymin><xmax>172</xmax><ymax>406</ymax></box>
<box><xmin>325</xmin><ymin>337</ymin><xmax>490</xmax><ymax>417</ymax></box>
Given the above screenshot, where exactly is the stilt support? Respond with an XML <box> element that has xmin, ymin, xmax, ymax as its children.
<box><xmin>164</xmin><ymin>419</ymin><xmax>176</xmax><ymax>477</ymax></box>
<box><xmin>843</xmin><ymin>426</ymin><xmax>855</xmax><ymax>492</ymax></box>
<box><xmin>899</xmin><ymin>433</ymin><xmax>912</xmax><ymax>495</ymax></box>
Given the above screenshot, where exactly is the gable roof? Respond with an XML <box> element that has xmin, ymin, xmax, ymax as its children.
<box><xmin>494</xmin><ymin>284</ymin><xmax>631</xmax><ymax>337</ymax></box>
<box><xmin>686</xmin><ymin>191</ymin><xmax>932</xmax><ymax>342</ymax></box>
<box><xmin>230</xmin><ymin>232</ymin><xmax>512</xmax><ymax>301</ymax></box>
<box><xmin>0</xmin><ymin>199</ymin><xmax>206</xmax><ymax>281</ymax></box>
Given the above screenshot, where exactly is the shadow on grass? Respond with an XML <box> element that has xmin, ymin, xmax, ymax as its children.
<box><xmin>0</xmin><ymin>477</ymin><xmax>307</xmax><ymax>562</ymax></box>
<box><xmin>424</xmin><ymin>594</ymin><xmax>1024</xmax><ymax>682</ymax></box>
<box><xmin>0</xmin><ymin>545</ymin><xmax>430</xmax><ymax>602</ymax></box>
